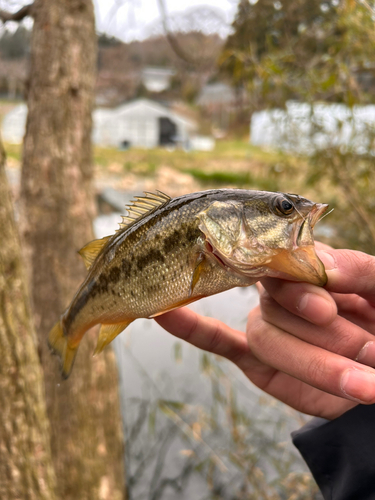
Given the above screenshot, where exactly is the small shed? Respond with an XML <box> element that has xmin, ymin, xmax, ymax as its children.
<box><xmin>93</xmin><ymin>98</ymin><xmax>196</xmax><ymax>149</ymax></box>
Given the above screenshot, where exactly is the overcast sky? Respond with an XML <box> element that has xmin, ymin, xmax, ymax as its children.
<box><xmin>0</xmin><ymin>0</ymin><xmax>238</xmax><ymax>41</ymax></box>
<box><xmin>93</xmin><ymin>0</ymin><xmax>237</xmax><ymax>42</ymax></box>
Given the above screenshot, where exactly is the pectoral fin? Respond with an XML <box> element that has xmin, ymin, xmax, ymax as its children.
<box><xmin>94</xmin><ymin>319</ymin><xmax>133</xmax><ymax>356</ymax></box>
<box><xmin>189</xmin><ymin>253</ymin><xmax>208</xmax><ymax>297</ymax></box>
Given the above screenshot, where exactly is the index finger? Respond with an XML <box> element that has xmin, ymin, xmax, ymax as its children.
<box><xmin>318</xmin><ymin>249</ymin><xmax>375</xmax><ymax>303</ymax></box>
<box><xmin>154</xmin><ymin>307</ymin><xmax>250</xmax><ymax>364</ymax></box>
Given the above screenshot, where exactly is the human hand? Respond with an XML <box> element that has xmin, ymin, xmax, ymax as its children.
<box><xmin>246</xmin><ymin>245</ymin><xmax>375</xmax><ymax>420</ymax></box>
<box><xmin>155</xmin><ymin>246</ymin><xmax>375</xmax><ymax>420</ymax></box>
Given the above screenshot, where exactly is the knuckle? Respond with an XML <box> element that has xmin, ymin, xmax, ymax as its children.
<box><xmin>183</xmin><ymin>313</ymin><xmax>199</xmax><ymax>344</ymax></box>
<box><xmin>206</xmin><ymin>319</ymin><xmax>223</xmax><ymax>354</ymax></box>
<box><xmin>325</xmin><ymin>326</ymin><xmax>356</xmax><ymax>357</ymax></box>
<box><xmin>342</xmin><ymin>250</ymin><xmax>375</xmax><ymax>278</ymax></box>
<box><xmin>305</xmin><ymin>354</ymin><xmax>329</xmax><ymax>384</ymax></box>
<box><xmin>247</xmin><ymin>313</ymin><xmax>271</xmax><ymax>352</ymax></box>
<box><xmin>259</xmin><ymin>292</ymin><xmax>278</xmax><ymax>321</ymax></box>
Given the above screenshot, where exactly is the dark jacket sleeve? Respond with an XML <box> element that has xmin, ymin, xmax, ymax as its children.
<box><xmin>292</xmin><ymin>404</ymin><xmax>375</xmax><ymax>500</ymax></box>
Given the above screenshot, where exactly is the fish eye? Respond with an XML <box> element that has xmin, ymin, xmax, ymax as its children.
<box><xmin>274</xmin><ymin>197</ymin><xmax>295</xmax><ymax>216</ymax></box>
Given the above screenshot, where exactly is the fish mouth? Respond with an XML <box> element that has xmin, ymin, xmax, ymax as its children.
<box><xmin>309</xmin><ymin>203</ymin><xmax>329</xmax><ymax>229</ymax></box>
<box><xmin>294</xmin><ymin>203</ymin><xmax>329</xmax><ymax>247</ymax></box>
<box><xmin>268</xmin><ymin>203</ymin><xmax>329</xmax><ymax>286</ymax></box>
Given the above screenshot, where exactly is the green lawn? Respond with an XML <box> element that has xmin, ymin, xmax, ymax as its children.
<box><xmin>94</xmin><ymin>140</ymin><xmax>283</xmax><ymax>169</ymax></box>
<box><xmin>93</xmin><ymin>140</ymin><xmax>302</xmax><ymax>193</ymax></box>
<box><xmin>3</xmin><ymin>142</ymin><xmax>21</xmax><ymax>161</ymax></box>
<box><xmin>3</xmin><ymin>139</ymin><xmax>307</xmax><ymax>193</ymax></box>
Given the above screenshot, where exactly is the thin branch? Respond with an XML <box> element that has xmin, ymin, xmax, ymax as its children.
<box><xmin>0</xmin><ymin>4</ymin><xmax>33</xmax><ymax>23</ymax></box>
<box><xmin>156</xmin><ymin>0</ymin><xmax>203</xmax><ymax>67</ymax></box>
<box><xmin>357</xmin><ymin>0</ymin><xmax>375</xmax><ymax>16</ymax></box>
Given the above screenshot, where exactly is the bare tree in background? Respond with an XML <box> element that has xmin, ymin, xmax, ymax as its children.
<box><xmin>1</xmin><ymin>1</ymin><xmax>126</xmax><ymax>499</ymax></box>
<box><xmin>0</xmin><ymin>136</ymin><xmax>56</xmax><ymax>500</ymax></box>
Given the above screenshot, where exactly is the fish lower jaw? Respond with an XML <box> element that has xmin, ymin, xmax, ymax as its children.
<box><xmin>266</xmin><ymin>247</ymin><xmax>327</xmax><ymax>286</ymax></box>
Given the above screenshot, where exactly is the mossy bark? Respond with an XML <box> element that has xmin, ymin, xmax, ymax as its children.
<box><xmin>0</xmin><ymin>137</ymin><xmax>56</xmax><ymax>500</ymax></box>
<box><xmin>19</xmin><ymin>1</ymin><xmax>125</xmax><ymax>499</ymax></box>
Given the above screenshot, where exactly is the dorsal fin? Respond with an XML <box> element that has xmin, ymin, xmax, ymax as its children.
<box><xmin>118</xmin><ymin>190</ymin><xmax>171</xmax><ymax>231</ymax></box>
<box><xmin>78</xmin><ymin>235</ymin><xmax>111</xmax><ymax>270</ymax></box>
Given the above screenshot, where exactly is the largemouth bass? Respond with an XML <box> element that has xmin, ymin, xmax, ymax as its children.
<box><xmin>49</xmin><ymin>189</ymin><xmax>328</xmax><ymax>378</ymax></box>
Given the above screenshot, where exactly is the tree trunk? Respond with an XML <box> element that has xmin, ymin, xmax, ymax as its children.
<box><xmin>0</xmin><ymin>136</ymin><xmax>56</xmax><ymax>500</ymax></box>
<box><xmin>19</xmin><ymin>1</ymin><xmax>125</xmax><ymax>499</ymax></box>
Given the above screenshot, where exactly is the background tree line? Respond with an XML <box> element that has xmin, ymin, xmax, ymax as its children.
<box><xmin>220</xmin><ymin>0</ymin><xmax>375</xmax><ymax>254</ymax></box>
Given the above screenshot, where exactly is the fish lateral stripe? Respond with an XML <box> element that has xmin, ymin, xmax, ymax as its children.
<box><xmin>64</xmin><ymin>286</ymin><xmax>92</xmax><ymax>332</ymax></box>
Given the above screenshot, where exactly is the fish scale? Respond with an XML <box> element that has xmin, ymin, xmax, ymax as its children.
<box><xmin>48</xmin><ymin>188</ymin><xmax>329</xmax><ymax>378</ymax></box>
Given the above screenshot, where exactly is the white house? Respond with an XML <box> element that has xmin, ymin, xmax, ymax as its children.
<box><xmin>250</xmin><ymin>101</ymin><xmax>375</xmax><ymax>154</ymax></box>
<box><xmin>2</xmin><ymin>99</ymin><xmax>197</xmax><ymax>149</ymax></box>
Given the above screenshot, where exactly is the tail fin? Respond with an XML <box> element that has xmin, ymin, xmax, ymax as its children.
<box><xmin>48</xmin><ymin>320</ymin><xmax>78</xmax><ymax>379</ymax></box>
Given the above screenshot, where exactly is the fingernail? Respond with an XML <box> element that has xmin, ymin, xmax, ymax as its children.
<box><xmin>317</xmin><ymin>251</ymin><xmax>336</xmax><ymax>270</ymax></box>
<box><xmin>297</xmin><ymin>293</ymin><xmax>336</xmax><ymax>325</ymax></box>
<box><xmin>341</xmin><ymin>368</ymin><xmax>375</xmax><ymax>403</ymax></box>
<box><xmin>356</xmin><ymin>341</ymin><xmax>375</xmax><ymax>367</ymax></box>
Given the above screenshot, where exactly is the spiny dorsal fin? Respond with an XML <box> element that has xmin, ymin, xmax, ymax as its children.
<box><xmin>118</xmin><ymin>190</ymin><xmax>171</xmax><ymax>231</ymax></box>
<box><xmin>78</xmin><ymin>235</ymin><xmax>111</xmax><ymax>270</ymax></box>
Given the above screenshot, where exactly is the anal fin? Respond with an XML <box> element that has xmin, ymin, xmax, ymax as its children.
<box><xmin>94</xmin><ymin>319</ymin><xmax>133</xmax><ymax>356</ymax></box>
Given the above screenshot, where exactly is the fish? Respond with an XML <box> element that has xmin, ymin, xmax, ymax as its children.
<box><xmin>48</xmin><ymin>188</ymin><xmax>329</xmax><ymax>378</ymax></box>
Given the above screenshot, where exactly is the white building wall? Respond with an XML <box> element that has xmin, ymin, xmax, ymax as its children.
<box><xmin>250</xmin><ymin>102</ymin><xmax>375</xmax><ymax>154</ymax></box>
<box><xmin>1</xmin><ymin>104</ymin><xmax>27</xmax><ymax>143</ymax></box>
<box><xmin>2</xmin><ymin>99</ymin><xmax>196</xmax><ymax>149</ymax></box>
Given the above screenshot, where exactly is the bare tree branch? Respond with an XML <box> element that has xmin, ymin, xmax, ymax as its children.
<box><xmin>0</xmin><ymin>3</ymin><xmax>33</xmax><ymax>23</ymax></box>
<box><xmin>156</xmin><ymin>0</ymin><xmax>202</xmax><ymax>66</ymax></box>
<box><xmin>358</xmin><ymin>0</ymin><xmax>375</xmax><ymax>16</ymax></box>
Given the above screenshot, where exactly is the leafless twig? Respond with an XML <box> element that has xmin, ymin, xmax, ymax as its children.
<box><xmin>156</xmin><ymin>0</ymin><xmax>203</xmax><ymax>66</ymax></box>
<box><xmin>357</xmin><ymin>0</ymin><xmax>375</xmax><ymax>16</ymax></box>
<box><xmin>0</xmin><ymin>3</ymin><xmax>33</xmax><ymax>23</ymax></box>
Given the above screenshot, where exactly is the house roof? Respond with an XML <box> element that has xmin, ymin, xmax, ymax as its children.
<box><xmin>111</xmin><ymin>98</ymin><xmax>196</xmax><ymax>129</ymax></box>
